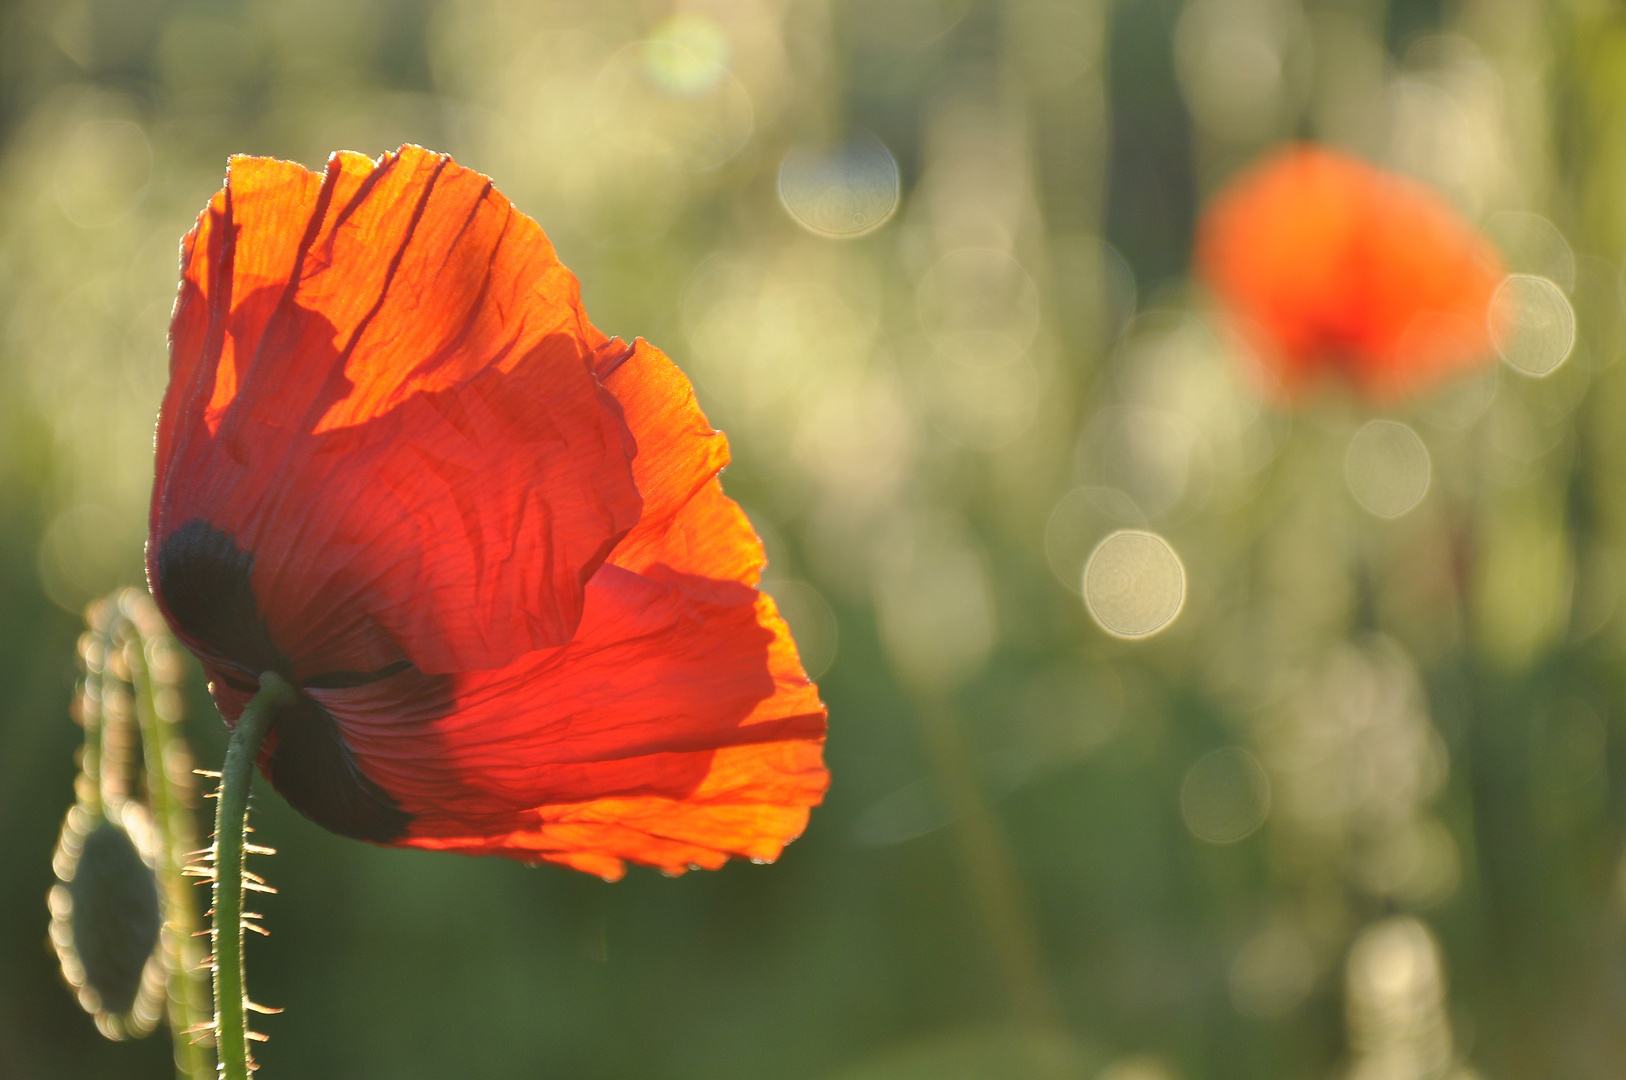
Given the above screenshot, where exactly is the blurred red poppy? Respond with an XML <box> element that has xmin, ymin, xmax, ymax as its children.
<box><xmin>1195</xmin><ymin>143</ymin><xmax>1504</xmax><ymax>401</ymax></box>
<box><xmin>149</xmin><ymin>146</ymin><xmax>827</xmax><ymax>880</ymax></box>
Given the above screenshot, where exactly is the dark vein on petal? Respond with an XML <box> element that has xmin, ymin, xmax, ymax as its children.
<box><xmin>296</xmin><ymin>152</ymin><xmax>452</xmax><ymax>432</ymax></box>
<box><xmin>299</xmin><ymin>660</ymin><xmax>414</xmax><ymax>690</ymax></box>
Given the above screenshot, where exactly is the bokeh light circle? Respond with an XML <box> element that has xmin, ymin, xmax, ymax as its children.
<box><xmin>1181</xmin><ymin>747</ymin><xmax>1271</xmax><ymax>844</ymax></box>
<box><xmin>1490</xmin><ymin>274</ymin><xmax>1576</xmax><ymax>377</ymax></box>
<box><xmin>763</xmin><ymin>580</ymin><xmax>839</xmax><ymax>679</ymax></box>
<box><xmin>1344</xmin><ymin>420</ymin><xmax>1431</xmax><ymax>519</ymax></box>
<box><xmin>1082</xmin><ymin>529</ymin><xmax>1186</xmax><ymax>638</ymax></box>
<box><xmin>777</xmin><ymin>131</ymin><xmax>900</xmax><ymax>239</ymax></box>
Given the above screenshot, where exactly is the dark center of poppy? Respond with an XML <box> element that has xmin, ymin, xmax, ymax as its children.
<box><xmin>155</xmin><ymin>520</ymin><xmax>412</xmax><ymax>843</ymax></box>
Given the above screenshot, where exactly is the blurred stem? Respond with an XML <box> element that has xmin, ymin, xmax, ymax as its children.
<box><xmin>913</xmin><ymin>693</ymin><xmax>1058</xmax><ymax>1030</ymax></box>
<box><xmin>122</xmin><ymin>612</ymin><xmax>212</xmax><ymax>1080</ymax></box>
<box><xmin>213</xmin><ymin>672</ymin><xmax>294</xmax><ymax>1080</ymax></box>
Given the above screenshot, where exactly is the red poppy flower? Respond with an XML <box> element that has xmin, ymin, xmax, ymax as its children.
<box><xmin>1195</xmin><ymin>143</ymin><xmax>1504</xmax><ymax>401</ymax></box>
<box><xmin>148</xmin><ymin>145</ymin><xmax>827</xmax><ymax>880</ymax></box>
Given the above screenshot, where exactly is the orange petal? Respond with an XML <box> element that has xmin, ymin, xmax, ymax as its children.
<box><xmin>306</xmin><ymin>568</ymin><xmax>827</xmax><ymax>876</ymax></box>
<box><xmin>153</xmin><ymin>146</ymin><xmax>641</xmax><ymax>678</ymax></box>
<box><xmin>405</xmin><ymin>738</ymin><xmax>829</xmax><ymax>880</ymax></box>
<box><xmin>597</xmin><ymin>337</ymin><xmax>767</xmax><ymax>586</ymax></box>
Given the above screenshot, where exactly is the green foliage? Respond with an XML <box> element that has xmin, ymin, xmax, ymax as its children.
<box><xmin>2</xmin><ymin>0</ymin><xmax>1625</xmax><ymax>1078</ymax></box>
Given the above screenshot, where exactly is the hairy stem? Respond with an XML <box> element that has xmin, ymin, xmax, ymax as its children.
<box><xmin>122</xmin><ymin>612</ymin><xmax>212</xmax><ymax>1080</ymax></box>
<box><xmin>213</xmin><ymin>672</ymin><xmax>294</xmax><ymax>1080</ymax></box>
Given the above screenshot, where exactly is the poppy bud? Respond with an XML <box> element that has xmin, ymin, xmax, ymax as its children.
<box><xmin>50</xmin><ymin>806</ymin><xmax>165</xmax><ymax>1037</ymax></box>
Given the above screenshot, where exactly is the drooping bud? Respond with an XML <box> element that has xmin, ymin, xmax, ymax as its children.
<box><xmin>50</xmin><ymin>803</ymin><xmax>166</xmax><ymax>1038</ymax></box>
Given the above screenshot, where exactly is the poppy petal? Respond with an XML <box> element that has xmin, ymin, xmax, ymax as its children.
<box><xmin>304</xmin><ymin>564</ymin><xmax>828</xmax><ymax>878</ymax></box>
<box><xmin>1195</xmin><ymin>144</ymin><xmax>1503</xmax><ymax>400</ymax></box>
<box><xmin>596</xmin><ymin>337</ymin><xmax>766</xmax><ymax>588</ymax></box>
<box><xmin>152</xmin><ymin>146</ymin><xmax>642</xmax><ymax>678</ymax></box>
<box><xmin>423</xmin><ymin>734</ymin><xmax>829</xmax><ymax>880</ymax></box>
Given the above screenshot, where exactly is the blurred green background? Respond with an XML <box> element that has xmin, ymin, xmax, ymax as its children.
<box><xmin>5</xmin><ymin>0</ymin><xmax>1626</xmax><ymax>1076</ymax></box>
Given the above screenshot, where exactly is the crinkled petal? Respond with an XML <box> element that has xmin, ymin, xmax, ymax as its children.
<box><xmin>306</xmin><ymin>565</ymin><xmax>828</xmax><ymax>877</ymax></box>
<box><xmin>151</xmin><ymin>146</ymin><xmax>641</xmax><ymax>678</ymax></box>
<box><xmin>596</xmin><ymin>337</ymin><xmax>765</xmax><ymax>586</ymax></box>
<box><xmin>153</xmin><ymin>146</ymin><xmax>828</xmax><ymax>877</ymax></box>
<box><xmin>408</xmin><ymin>737</ymin><xmax>829</xmax><ymax>880</ymax></box>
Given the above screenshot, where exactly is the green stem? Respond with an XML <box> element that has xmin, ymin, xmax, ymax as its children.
<box><xmin>213</xmin><ymin>672</ymin><xmax>295</xmax><ymax>1080</ymax></box>
<box><xmin>122</xmin><ymin>612</ymin><xmax>212</xmax><ymax>1080</ymax></box>
<box><xmin>911</xmin><ymin>692</ymin><xmax>1057</xmax><ymax>1030</ymax></box>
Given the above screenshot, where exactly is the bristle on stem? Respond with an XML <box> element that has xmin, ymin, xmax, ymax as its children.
<box><xmin>209</xmin><ymin>672</ymin><xmax>295</xmax><ymax>1080</ymax></box>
